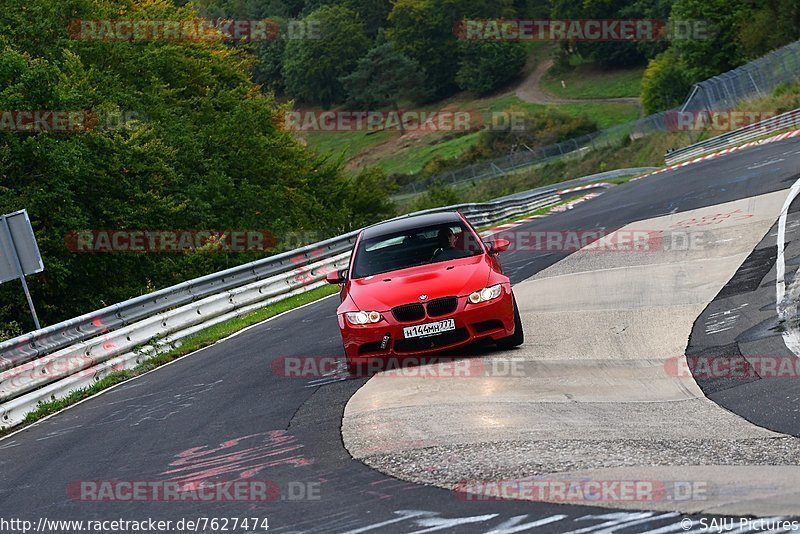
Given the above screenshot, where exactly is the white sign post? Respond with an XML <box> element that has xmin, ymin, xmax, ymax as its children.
<box><xmin>0</xmin><ymin>209</ymin><xmax>44</xmax><ymax>330</ymax></box>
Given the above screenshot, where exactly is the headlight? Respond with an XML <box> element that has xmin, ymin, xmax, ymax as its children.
<box><xmin>468</xmin><ymin>284</ymin><xmax>503</xmax><ymax>304</ymax></box>
<box><xmin>345</xmin><ymin>311</ymin><xmax>383</xmax><ymax>325</ymax></box>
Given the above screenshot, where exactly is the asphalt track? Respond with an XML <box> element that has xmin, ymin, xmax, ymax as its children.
<box><xmin>1</xmin><ymin>137</ymin><xmax>800</xmax><ymax>533</ymax></box>
<box><xmin>343</xmin><ymin>189</ymin><xmax>798</xmax><ymax>516</ymax></box>
<box><xmin>687</xmin><ymin>188</ymin><xmax>800</xmax><ymax>435</ymax></box>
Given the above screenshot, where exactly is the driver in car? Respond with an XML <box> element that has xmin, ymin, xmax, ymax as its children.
<box><xmin>431</xmin><ymin>226</ymin><xmax>466</xmax><ymax>261</ymax></box>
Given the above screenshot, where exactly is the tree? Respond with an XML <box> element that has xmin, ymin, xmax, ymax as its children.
<box><xmin>283</xmin><ymin>5</ymin><xmax>370</xmax><ymax>106</ymax></box>
<box><xmin>640</xmin><ymin>48</ymin><xmax>691</xmax><ymax>113</ymax></box>
<box><xmin>252</xmin><ymin>18</ymin><xmax>290</xmax><ymax>95</ymax></box>
<box><xmin>622</xmin><ymin>0</ymin><xmax>676</xmax><ymax>61</ymax></box>
<box><xmin>340</xmin><ymin>41</ymin><xmax>428</xmax><ymax>132</ymax></box>
<box><xmin>341</xmin><ymin>0</ymin><xmax>393</xmax><ymax>38</ymax></box>
<box><xmin>0</xmin><ymin>0</ymin><xmax>393</xmax><ymax>331</ymax></box>
<box><xmin>455</xmin><ymin>40</ymin><xmax>527</xmax><ymax>95</ymax></box>
<box><xmin>737</xmin><ymin>0</ymin><xmax>800</xmax><ymax>60</ymax></box>
<box><xmin>342</xmin><ymin>167</ymin><xmax>398</xmax><ymax>229</ymax></box>
<box><xmin>301</xmin><ymin>0</ymin><xmax>393</xmax><ymax>32</ymax></box>
<box><xmin>387</xmin><ymin>0</ymin><xmax>459</xmax><ymax>101</ymax></box>
<box><xmin>388</xmin><ymin>0</ymin><xmax>516</xmax><ymax>101</ymax></box>
<box><xmin>669</xmin><ymin>0</ymin><xmax>749</xmax><ymax>81</ymax></box>
<box><xmin>551</xmin><ymin>0</ymin><xmax>652</xmax><ymax>68</ymax></box>
<box><xmin>513</xmin><ymin>0</ymin><xmax>551</xmax><ymax>18</ymax></box>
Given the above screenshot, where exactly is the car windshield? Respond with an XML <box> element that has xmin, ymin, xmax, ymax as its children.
<box><xmin>351</xmin><ymin>222</ymin><xmax>483</xmax><ymax>278</ymax></box>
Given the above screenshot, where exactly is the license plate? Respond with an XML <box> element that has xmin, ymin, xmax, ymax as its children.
<box><xmin>403</xmin><ymin>319</ymin><xmax>456</xmax><ymax>339</ymax></box>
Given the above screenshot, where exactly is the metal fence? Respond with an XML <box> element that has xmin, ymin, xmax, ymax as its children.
<box><xmin>681</xmin><ymin>42</ymin><xmax>800</xmax><ymax>113</ymax></box>
<box><xmin>399</xmin><ymin>39</ymin><xmax>800</xmax><ymax>196</ymax></box>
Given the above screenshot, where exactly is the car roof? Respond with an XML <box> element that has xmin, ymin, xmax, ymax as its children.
<box><xmin>361</xmin><ymin>211</ymin><xmax>463</xmax><ymax>239</ymax></box>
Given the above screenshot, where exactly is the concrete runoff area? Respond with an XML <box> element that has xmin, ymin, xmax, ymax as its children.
<box><xmin>343</xmin><ymin>189</ymin><xmax>800</xmax><ymax>516</ymax></box>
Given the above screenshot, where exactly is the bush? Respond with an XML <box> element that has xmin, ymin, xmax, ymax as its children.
<box><xmin>0</xmin><ymin>320</ymin><xmax>22</xmax><ymax>343</ymax></box>
<box><xmin>398</xmin><ymin>106</ymin><xmax>598</xmax><ymax>184</ymax></box>
<box><xmin>466</xmin><ymin>106</ymin><xmax>598</xmax><ymax>161</ymax></box>
<box><xmin>640</xmin><ymin>49</ymin><xmax>692</xmax><ymax>114</ymax></box>
<box><xmin>409</xmin><ymin>181</ymin><xmax>460</xmax><ymax>212</ymax></box>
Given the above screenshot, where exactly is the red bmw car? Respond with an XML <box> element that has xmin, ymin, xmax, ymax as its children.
<box><xmin>326</xmin><ymin>211</ymin><xmax>523</xmax><ymax>370</ymax></box>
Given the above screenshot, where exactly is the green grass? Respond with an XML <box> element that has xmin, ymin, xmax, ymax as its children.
<box><xmin>378</xmin><ymin>131</ymin><xmax>482</xmax><ymax>175</ymax></box>
<box><xmin>304</xmin><ymin>128</ymin><xmax>396</xmax><ymax>161</ymax></box>
<box><xmin>376</xmin><ymin>97</ymin><xmax>639</xmax><ymax>175</ymax></box>
<box><xmin>475</xmin><ymin>95</ymin><xmax>640</xmax><ymax>128</ymax></box>
<box><xmin>556</xmin><ymin>102</ymin><xmax>640</xmax><ymax>128</ymax></box>
<box><xmin>0</xmin><ymin>284</ymin><xmax>339</xmax><ymax>436</ymax></box>
<box><xmin>299</xmin><ymin>51</ymin><xmax>643</xmax><ymax>178</ymax></box>
<box><xmin>301</xmin><ymin>93</ymin><xmax>640</xmax><ymax>177</ymax></box>
<box><xmin>541</xmin><ymin>65</ymin><xmax>644</xmax><ymax>99</ymax></box>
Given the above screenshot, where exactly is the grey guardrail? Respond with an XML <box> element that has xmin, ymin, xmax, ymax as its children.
<box><xmin>0</xmin><ymin>234</ymin><xmax>360</xmax><ymax>372</ymax></box>
<box><xmin>665</xmin><ymin>108</ymin><xmax>800</xmax><ymax>165</ymax></box>
<box><xmin>0</xmin><ymin>171</ymin><xmax>641</xmax><ymax>428</ymax></box>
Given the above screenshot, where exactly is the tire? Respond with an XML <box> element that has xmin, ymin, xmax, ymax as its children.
<box><xmin>347</xmin><ymin>361</ymin><xmax>362</xmax><ymax>377</ymax></box>
<box><xmin>345</xmin><ymin>353</ymin><xmax>367</xmax><ymax>377</ymax></box>
<box><xmin>496</xmin><ymin>296</ymin><xmax>524</xmax><ymax>349</ymax></box>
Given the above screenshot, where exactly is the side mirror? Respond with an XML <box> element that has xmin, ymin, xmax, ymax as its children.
<box><xmin>325</xmin><ymin>269</ymin><xmax>347</xmax><ymax>284</ymax></box>
<box><xmin>326</xmin><ymin>270</ymin><xmax>346</xmax><ymax>284</ymax></box>
<box><xmin>489</xmin><ymin>238</ymin><xmax>510</xmax><ymax>254</ymax></box>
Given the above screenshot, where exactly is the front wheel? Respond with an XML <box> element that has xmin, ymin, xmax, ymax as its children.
<box><xmin>496</xmin><ymin>297</ymin><xmax>524</xmax><ymax>349</ymax></box>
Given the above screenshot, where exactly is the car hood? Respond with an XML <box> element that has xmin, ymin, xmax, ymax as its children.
<box><xmin>346</xmin><ymin>254</ymin><xmax>492</xmax><ymax>311</ymax></box>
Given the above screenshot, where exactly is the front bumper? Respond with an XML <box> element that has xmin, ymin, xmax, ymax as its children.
<box><xmin>339</xmin><ymin>286</ymin><xmax>515</xmax><ymax>364</ymax></box>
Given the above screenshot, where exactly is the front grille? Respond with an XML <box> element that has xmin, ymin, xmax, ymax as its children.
<box><xmin>426</xmin><ymin>296</ymin><xmax>457</xmax><ymax>317</ymax></box>
<box><xmin>392</xmin><ymin>303</ymin><xmax>425</xmax><ymax>322</ymax></box>
<box><xmin>393</xmin><ymin>328</ymin><xmax>469</xmax><ymax>353</ymax></box>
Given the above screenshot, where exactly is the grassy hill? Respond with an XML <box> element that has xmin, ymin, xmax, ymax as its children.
<box><xmin>300</xmin><ymin>54</ymin><xmax>645</xmax><ymax>178</ymax></box>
